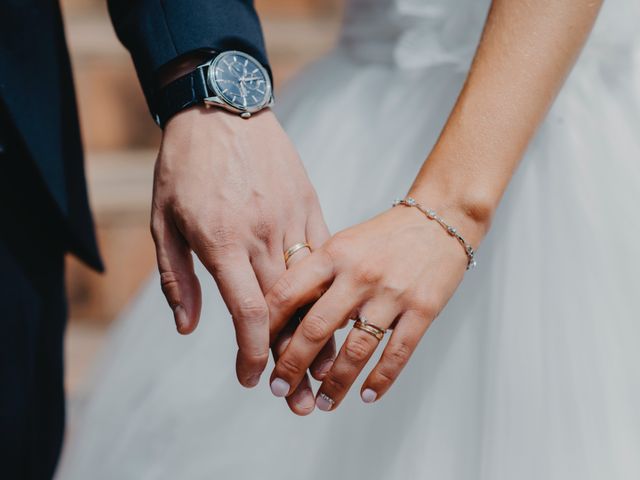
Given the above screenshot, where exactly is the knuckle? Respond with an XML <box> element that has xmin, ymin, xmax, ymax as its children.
<box><xmin>324</xmin><ymin>233</ymin><xmax>350</xmax><ymax>261</ymax></box>
<box><xmin>211</xmin><ymin>225</ymin><xmax>236</xmax><ymax>245</ymax></box>
<box><xmin>277</xmin><ymin>355</ymin><xmax>304</xmax><ymax>378</ymax></box>
<box><xmin>251</xmin><ymin>216</ymin><xmax>276</xmax><ymax>246</ymax></box>
<box><xmin>234</xmin><ymin>298</ymin><xmax>269</xmax><ymax>325</ymax></box>
<box><xmin>323</xmin><ymin>373</ymin><xmax>348</xmax><ymax>393</ymax></box>
<box><xmin>373</xmin><ymin>364</ymin><xmax>396</xmax><ymax>385</ymax></box>
<box><xmin>344</xmin><ymin>336</ymin><xmax>372</xmax><ymax>363</ymax></box>
<box><xmin>384</xmin><ymin>341</ymin><xmax>413</xmax><ymax>368</ymax></box>
<box><xmin>298</xmin><ymin>183</ymin><xmax>318</xmax><ymax>203</ymax></box>
<box><xmin>240</xmin><ymin>348</ymin><xmax>269</xmax><ymax>369</ymax></box>
<box><xmin>380</xmin><ymin>277</ymin><xmax>406</xmax><ymax>300</ymax></box>
<box><xmin>300</xmin><ymin>313</ymin><xmax>331</xmax><ymax>343</ymax></box>
<box><xmin>409</xmin><ymin>293</ymin><xmax>440</xmax><ymax>319</ymax></box>
<box><xmin>203</xmin><ymin>226</ymin><xmax>238</xmax><ymax>255</ymax></box>
<box><xmin>312</xmin><ymin>248</ymin><xmax>338</xmax><ymax>279</ymax></box>
<box><xmin>418</xmin><ymin>298</ymin><xmax>440</xmax><ymax>320</ymax></box>
<box><xmin>352</xmin><ymin>262</ymin><xmax>382</xmax><ymax>286</ymax></box>
<box><xmin>270</xmin><ymin>277</ymin><xmax>294</xmax><ymax>308</ymax></box>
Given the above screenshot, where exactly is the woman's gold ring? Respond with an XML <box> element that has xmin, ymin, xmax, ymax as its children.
<box><xmin>353</xmin><ymin>317</ymin><xmax>386</xmax><ymax>342</ymax></box>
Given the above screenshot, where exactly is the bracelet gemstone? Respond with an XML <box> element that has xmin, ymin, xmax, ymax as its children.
<box><xmin>392</xmin><ymin>197</ymin><xmax>477</xmax><ymax>270</ymax></box>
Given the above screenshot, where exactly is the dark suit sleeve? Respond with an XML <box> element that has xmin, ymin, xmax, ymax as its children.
<box><xmin>107</xmin><ymin>0</ymin><xmax>271</xmax><ymax>114</ymax></box>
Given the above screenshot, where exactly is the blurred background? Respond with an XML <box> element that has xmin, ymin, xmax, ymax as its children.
<box><xmin>62</xmin><ymin>0</ymin><xmax>344</xmax><ymax>396</ymax></box>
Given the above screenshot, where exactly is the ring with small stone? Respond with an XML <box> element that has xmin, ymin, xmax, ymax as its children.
<box><xmin>352</xmin><ymin>316</ymin><xmax>386</xmax><ymax>341</ymax></box>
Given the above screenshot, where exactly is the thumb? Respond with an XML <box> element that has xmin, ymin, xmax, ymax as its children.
<box><xmin>151</xmin><ymin>213</ymin><xmax>202</xmax><ymax>334</ymax></box>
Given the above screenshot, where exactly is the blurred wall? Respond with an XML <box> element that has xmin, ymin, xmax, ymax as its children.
<box><xmin>62</xmin><ymin>0</ymin><xmax>343</xmax><ymax>325</ymax></box>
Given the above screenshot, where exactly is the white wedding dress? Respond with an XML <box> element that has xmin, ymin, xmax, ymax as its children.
<box><xmin>58</xmin><ymin>0</ymin><xmax>640</xmax><ymax>478</ymax></box>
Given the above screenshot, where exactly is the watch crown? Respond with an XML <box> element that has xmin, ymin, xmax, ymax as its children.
<box><xmin>240</xmin><ymin>112</ymin><xmax>252</xmax><ymax>119</ymax></box>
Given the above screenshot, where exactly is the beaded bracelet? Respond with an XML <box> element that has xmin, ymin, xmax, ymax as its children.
<box><xmin>392</xmin><ymin>197</ymin><xmax>477</xmax><ymax>270</ymax></box>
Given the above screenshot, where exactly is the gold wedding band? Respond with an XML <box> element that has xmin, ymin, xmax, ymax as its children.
<box><xmin>284</xmin><ymin>242</ymin><xmax>311</xmax><ymax>264</ymax></box>
<box><xmin>353</xmin><ymin>317</ymin><xmax>386</xmax><ymax>342</ymax></box>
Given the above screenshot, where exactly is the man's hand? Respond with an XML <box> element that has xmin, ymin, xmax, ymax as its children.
<box><xmin>151</xmin><ymin>106</ymin><xmax>330</xmax><ymax>389</ymax></box>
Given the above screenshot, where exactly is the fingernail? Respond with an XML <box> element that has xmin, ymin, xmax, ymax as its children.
<box><xmin>361</xmin><ymin>388</ymin><xmax>377</xmax><ymax>404</ymax></box>
<box><xmin>270</xmin><ymin>378</ymin><xmax>290</xmax><ymax>397</ymax></box>
<box><xmin>316</xmin><ymin>392</ymin><xmax>335</xmax><ymax>411</ymax></box>
<box><xmin>246</xmin><ymin>374</ymin><xmax>261</xmax><ymax>388</ymax></box>
<box><xmin>317</xmin><ymin>360</ymin><xmax>333</xmax><ymax>378</ymax></box>
<box><xmin>173</xmin><ymin>305</ymin><xmax>188</xmax><ymax>333</ymax></box>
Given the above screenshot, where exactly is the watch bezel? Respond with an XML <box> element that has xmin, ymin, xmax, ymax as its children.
<box><xmin>206</xmin><ymin>50</ymin><xmax>273</xmax><ymax>114</ymax></box>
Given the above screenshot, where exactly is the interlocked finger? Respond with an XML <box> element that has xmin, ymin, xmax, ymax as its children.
<box><xmin>266</xmin><ymin>248</ymin><xmax>335</xmax><ymax>341</ymax></box>
<box><xmin>268</xmin><ymin>231</ymin><xmax>317</xmax><ymax>412</ymax></box>
<box><xmin>270</xmin><ymin>279</ymin><xmax>358</xmax><ymax>397</ymax></box>
<box><xmin>281</xmin><ymin>234</ymin><xmax>336</xmax><ymax>380</ymax></box>
<box><xmin>309</xmin><ymin>334</ymin><xmax>336</xmax><ymax>381</ymax></box>
<box><xmin>271</xmin><ymin>320</ymin><xmax>316</xmax><ymax>415</ymax></box>
<box><xmin>280</xmin><ymin>244</ymin><xmax>336</xmax><ymax>382</ymax></box>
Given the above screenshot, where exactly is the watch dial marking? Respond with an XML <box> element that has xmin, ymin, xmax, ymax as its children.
<box><xmin>212</xmin><ymin>52</ymin><xmax>270</xmax><ymax>111</ymax></box>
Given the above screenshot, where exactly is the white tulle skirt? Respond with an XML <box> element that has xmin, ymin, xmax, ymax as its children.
<box><xmin>57</xmin><ymin>31</ymin><xmax>640</xmax><ymax>480</ymax></box>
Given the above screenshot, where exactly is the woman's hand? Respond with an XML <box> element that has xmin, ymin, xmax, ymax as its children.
<box><xmin>265</xmin><ymin>198</ymin><xmax>488</xmax><ymax>411</ymax></box>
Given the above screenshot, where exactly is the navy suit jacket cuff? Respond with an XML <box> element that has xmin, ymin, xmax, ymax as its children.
<box><xmin>108</xmin><ymin>0</ymin><xmax>272</xmax><ymax>118</ymax></box>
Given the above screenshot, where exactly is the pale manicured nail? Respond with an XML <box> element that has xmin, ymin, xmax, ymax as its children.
<box><xmin>316</xmin><ymin>392</ymin><xmax>335</xmax><ymax>411</ymax></box>
<box><xmin>361</xmin><ymin>388</ymin><xmax>377</xmax><ymax>404</ymax></box>
<box><xmin>173</xmin><ymin>305</ymin><xmax>188</xmax><ymax>333</ymax></box>
<box><xmin>270</xmin><ymin>378</ymin><xmax>290</xmax><ymax>397</ymax></box>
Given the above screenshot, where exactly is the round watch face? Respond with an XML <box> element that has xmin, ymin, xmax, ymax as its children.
<box><xmin>208</xmin><ymin>51</ymin><xmax>272</xmax><ymax>112</ymax></box>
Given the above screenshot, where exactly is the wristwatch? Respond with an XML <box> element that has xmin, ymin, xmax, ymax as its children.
<box><xmin>152</xmin><ymin>50</ymin><xmax>274</xmax><ymax>128</ymax></box>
